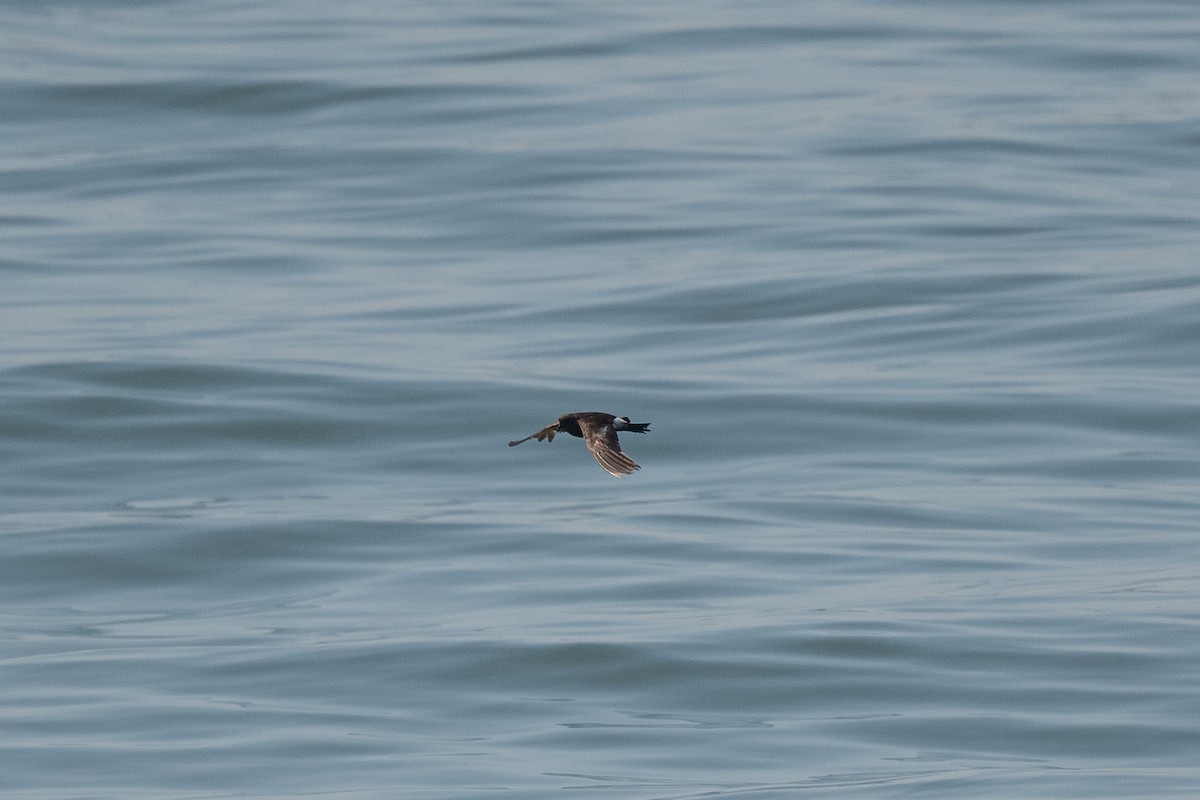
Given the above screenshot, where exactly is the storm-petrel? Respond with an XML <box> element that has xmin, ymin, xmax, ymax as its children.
<box><xmin>508</xmin><ymin>412</ymin><xmax>650</xmax><ymax>477</ymax></box>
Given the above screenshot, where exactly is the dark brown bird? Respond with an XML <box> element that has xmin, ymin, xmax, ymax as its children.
<box><xmin>508</xmin><ymin>412</ymin><xmax>651</xmax><ymax>477</ymax></box>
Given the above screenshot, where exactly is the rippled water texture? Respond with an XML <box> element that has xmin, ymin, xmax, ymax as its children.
<box><xmin>3</xmin><ymin>1</ymin><xmax>1199</xmax><ymax>798</ymax></box>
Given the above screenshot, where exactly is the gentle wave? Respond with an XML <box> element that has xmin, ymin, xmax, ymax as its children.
<box><xmin>4</xmin><ymin>1</ymin><xmax>1200</xmax><ymax>798</ymax></box>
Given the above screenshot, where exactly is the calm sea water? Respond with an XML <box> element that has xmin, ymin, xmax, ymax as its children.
<box><xmin>3</xmin><ymin>1</ymin><xmax>1199</xmax><ymax>798</ymax></box>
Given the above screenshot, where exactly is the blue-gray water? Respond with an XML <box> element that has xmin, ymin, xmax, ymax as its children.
<box><xmin>3</xmin><ymin>1</ymin><xmax>1199</xmax><ymax>798</ymax></box>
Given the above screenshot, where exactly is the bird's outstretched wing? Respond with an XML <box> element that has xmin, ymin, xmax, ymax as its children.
<box><xmin>578</xmin><ymin>416</ymin><xmax>640</xmax><ymax>477</ymax></box>
<box><xmin>508</xmin><ymin>422</ymin><xmax>559</xmax><ymax>447</ymax></box>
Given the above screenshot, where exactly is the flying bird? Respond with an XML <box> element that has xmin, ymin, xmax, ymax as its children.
<box><xmin>508</xmin><ymin>412</ymin><xmax>651</xmax><ymax>477</ymax></box>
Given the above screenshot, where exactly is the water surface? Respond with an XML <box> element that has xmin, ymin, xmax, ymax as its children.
<box><xmin>3</xmin><ymin>1</ymin><xmax>1199</xmax><ymax>798</ymax></box>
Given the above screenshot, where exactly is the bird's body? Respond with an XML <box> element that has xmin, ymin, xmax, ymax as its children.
<box><xmin>508</xmin><ymin>412</ymin><xmax>650</xmax><ymax>477</ymax></box>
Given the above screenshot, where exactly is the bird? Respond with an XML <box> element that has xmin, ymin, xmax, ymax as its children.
<box><xmin>508</xmin><ymin>412</ymin><xmax>651</xmax><ymax>477</ymax></box>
